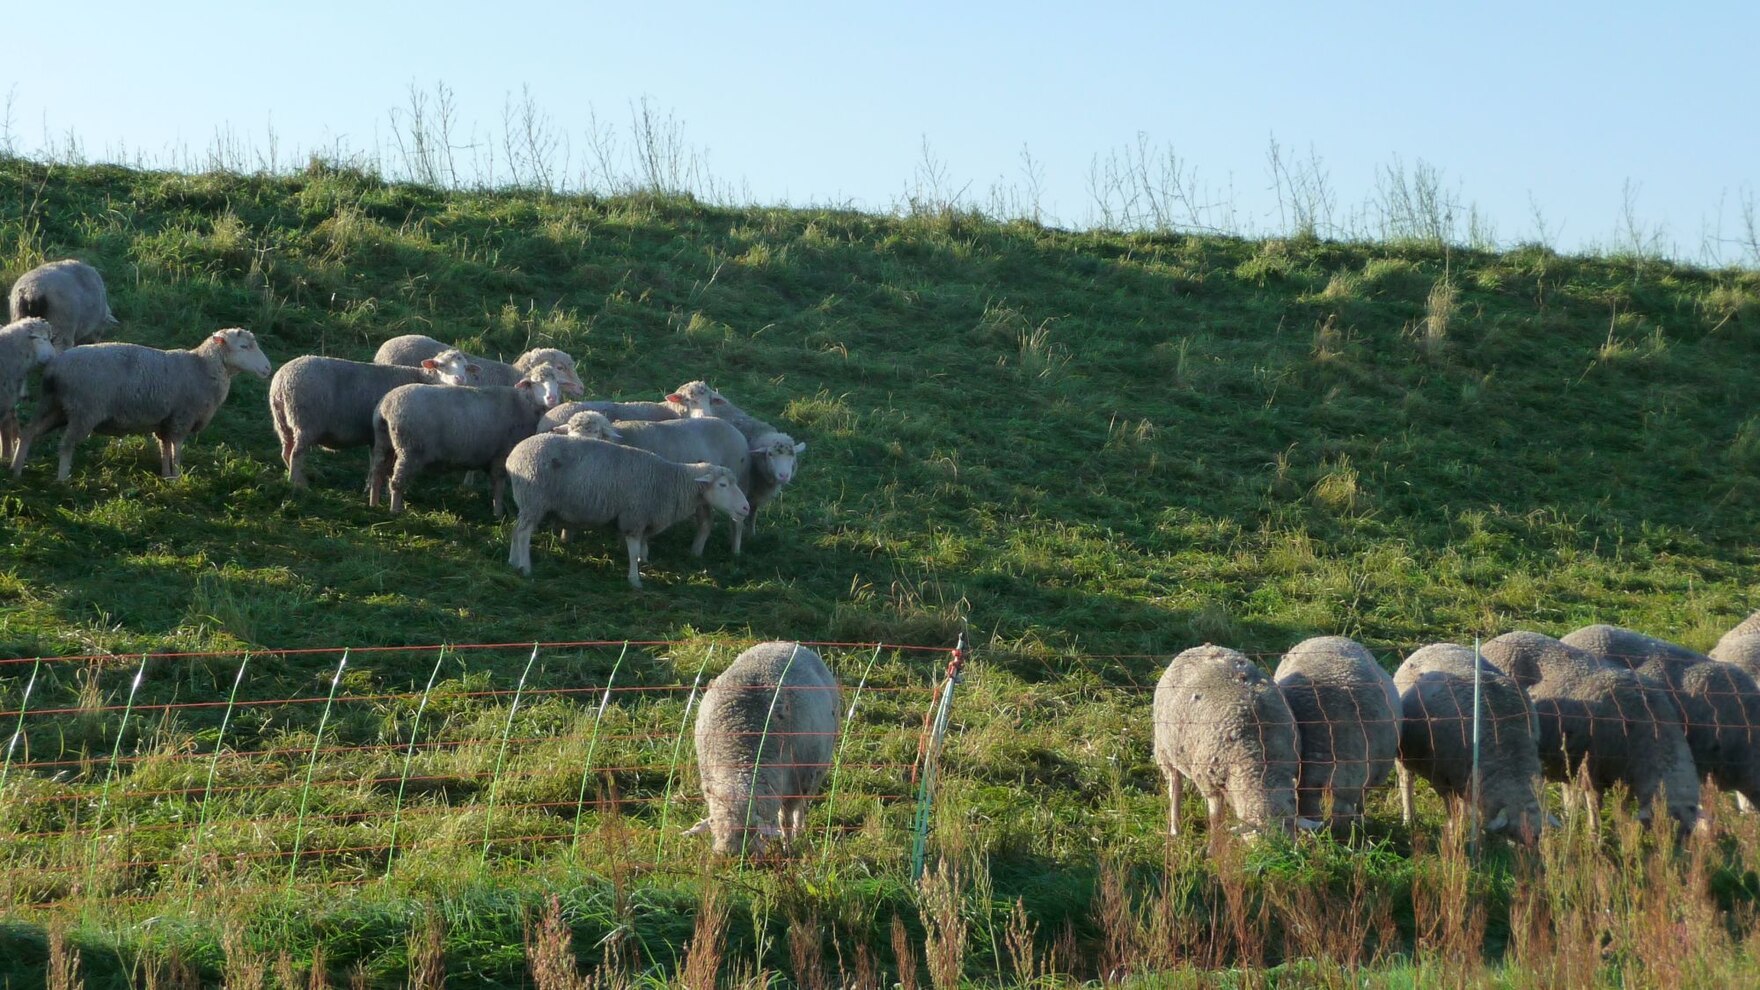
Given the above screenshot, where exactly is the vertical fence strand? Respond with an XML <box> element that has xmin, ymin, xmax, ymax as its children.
<box><xmin>481</xmin><ymin>644</ymin><xmax>541</xmax><ymax>867</ymax></box>
<box><xmin>740</xmin><ymin>642</ymin><xmax>804</xmax><ymax>863</ymax></box>
<box><xmin>187</xmin><ymin>652</ymin><xmax>251</xmax><ymax>907</ymax></box>
<box><xmin>819</xmin><ymin>644</ymin><xmax>885</xmax><ymax>871</ymax></box>
<box><xmin>654</xmin><ymin>645</ymin><xmax>715</xmax><ymax>864</ymax></box>
<box><xmin>288</xmin><ymin>651</ymin><xmax>349</xmax><ymax>885</ymax></box>
<box><xmin>0</xmin><ymin>657</ymin><xmax>43</xmax><ymax>793</ymax></box>
<box><xmin>386</xmin><ymin>646</ymin><xmax>450</xmax><ymax>877</ymax></box>
<box><xmin>85</xmin><ymin>655</ymin><xmax>150</xmax><ymax>904</ymax></box>
<box><xmin>570</xmin><ymin>641</ymin><xmax>631</xmax><ymax>851</ymax></box>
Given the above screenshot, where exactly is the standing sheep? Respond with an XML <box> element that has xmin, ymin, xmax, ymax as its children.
<box><xmin>685</xmin><ymin>642</ymin><xmax>842</xmax><ymax>856</ymax></box>
<box><xmin>601</xmin><ymin>416</ymin><xmax>752</xmax><ymax>555</ymax></box>
<box><xmin>1273</xmin><ymin>636</ymin><xmax>1400</xmax><ymax>831</ymax></box>
<box><xmin>373</xmin><ymin>333</ymin><xmax>584</xmax><ymax>396</ymax></box>
<box><xmin>8</xmin><ymin>259</ymin><xmax>117</xmax><ymax>350</ymax></box>
<box><xmin>665</xmin><ymin>380</ymin><xmax>805</xmax><ymax>535</ymax></box>
<box><xmin>268</xmin><ymin>350</ymin><xmax>480</xmax><ymax>487</ymax></box>
<box><xmin>504</xmin><ymin>433</ymin><xmax>749</xmax><ymax>586</ymax></box>
<box><xmin>11</xmin><ymin>328</ymin><xmax>272</xmax><ymax>480</ymax></box>
<box><xmin>1710</xmin><ymin>611</ymin><xmax>1760</xmax><ymax>680</ymax></box>
<box><xmin>1393</xmin><ymin>644</ymin><xmax>1546</xmax><ymax>842</ymax></box>
<box><xmin>1480</xmin><ymin>630</ymin><xmax>1700</xmax><ymax>833</ymax></box>
<box><xmin>1152</xmin><ymin>644</ymin><xmax>1310</xmax><ymax>836</ymax></box>
<box><xmin>1561</xmin><ymin>624</ymin><xmax>1760</xmax><ymax>814</ymax></box>
<box><xmin>0</xmin><ymin>318</ymin><xmax>57</xmax><ymax>463</ymax></box>
<box><xmin>537</xmin><ymin>398</ymin><xmax>684</xmax><ymax>432</ymax></box>
<box><xmin>367</xmin><ymin>365</ymin><xmax>565</xmax><ymax>516</ymax></box>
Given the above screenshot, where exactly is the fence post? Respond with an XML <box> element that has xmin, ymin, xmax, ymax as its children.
<box><xmin>289</xmin><ymin>651</ymin><xmax>348</xmax><ymax>886</ymax></box>
<box><xmin>911</xmin><ymin>631</ymin><xmax>969</xmax><ymax>882</ymax></box>
<box><xmin>386</xmin><ymin>646</ymin><xmax>450</xmax><ymax>877</ymax></box>
<box><xmin>0</xmin><ymin>657</ymin><xmax>43</xmax><ymax>793</ymax></box>
<box><xmin>571</xmin><ymin>641</ymin><xmax>631</xmax><ymax>852</ymax></box>
<box><xmin>188</xmin><ymin>652</ymin><xmax>251</xmax><ymax>907</ymax></box>
<box><xmin>654</xmin><ymin>645</ymin><xmax>715</xmax><ymax>865</ymax></box>
<box><xmin>481</xmin><ymin>644</ymin><xmax>541</xmax><ymax>867</ymax></box>
<box><xmin>819</xmin><ymin>644</ymin><xmax>884</xmax><ymax>872</ymax></box>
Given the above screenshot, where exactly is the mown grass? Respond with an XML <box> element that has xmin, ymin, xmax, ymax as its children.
<box><xmin>3</xmin><ymin>155</ymin><xmax>1760</xmax><ymax>985</ymax></box>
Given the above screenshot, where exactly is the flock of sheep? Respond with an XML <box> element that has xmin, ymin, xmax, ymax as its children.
<box><xmin>0</xmin><ymin>259</ymin><xmax>807</xmax><ymax>587</ymax></box>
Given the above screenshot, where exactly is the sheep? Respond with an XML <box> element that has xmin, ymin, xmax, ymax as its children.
<box><xmin>268</xmin><ymin>350</ymin><xmax>480</xmax><ymax>487</ymax></box>
<box><xmin>373</xmin><ymin>333</ymin><xmax>583</xmax><ymax>396</ymax></box>
<box><xmin>1480</xmin><ymin>630</ymin><xmax>1700</xmax><ymax>833</ymax></box>
<box><xmin>504</xmin><ymin>433</ymin><xmax>750</xmax><ymax>586</ymax></box>
<box><xmin>1152</xmin><ymin>644</ymin><xmax>1312</xmax><ymax>836</ymax></box>
<box><xmin>0</xmin><ymin>318</ymin><xmax>57</xmax><ymax>463</ymax></box>
<box><xmin>367</xmin><ymin>364</ymin><xmax>565</xmax><ymax>516</ymax></box>
<box><xmin>664</xmin><ymin>380</ymin><xmax>805</xmax><ymax>535</ymax></box>
<box><xmin>599</xmin><ymin>416</ymin><xmax>752</xmax><ymax>555</ymax></box>
<box><xmin>1393</xmin><ymin>644</ymin><xmax>1546</xmax><ymax>842</ymax></box>
<box><xmin>548</xmin><ymin>410</ymin><xmax>619</xmax><ymax>440</ymax></box>
<box><xmin>1710</xmin><ymin>612</ymin><xmax>1760</xmax><ymax>680</ymax></box>
<box><xmin>536</xmin><ymin>398</ymin><xmax>684</xmax><ymax>432</ymax></box>
<box><xmin>1561</xmin><ymin>624</ymin><xmax>1760</xmax><ymax>815</ymax></box>
<box><xmin>1272</xmin><ymin>636</ymin><xmax>1400</xmax><ymax>831</ymax></box>
<box><xmin>10</xmin><ymin>328</ymin><xmax>272</xmax><ymax>481</ymax></box>
<box><xmin>8</xmin><ymin>259</ymin><xmax>117</xmax><ymax>350</ymax></box>
<box><xmin>684</xmin><ymin>641</ymin><xmax>841</xmax><ymax>856</ymax></box>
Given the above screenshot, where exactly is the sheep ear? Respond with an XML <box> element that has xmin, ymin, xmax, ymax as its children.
<box><xmin>420</xmin><ymin>359</ymin><xmax>438</xmax><ymax>369</ymax></box>
<box><xmin>711</xmin><ymin>395</ymin><xmax>730</xmax><ymax>406</ymax></box>
<box><xmin>211</xmin><ymin>332</ymin><xmax>229</xmax><ymax>347</ymax></box>
<box><xmin>682</xmin><ymin>819</ymin><xmax>712</xmax><ymax>836</ymax></box>
<box><xmin>551</xmin><ymin>425</ymin><xmax>572</xmax><ymax>434</ymax></box>
<box><xmin>756</xmin><ymin>822</ymin><xmax>784</xmax><ymax>837</ymax></box>
<box><xmin>793</xmin><ymin>442</ymin><xmax>807</xmax><ymax>454</ymax></box>
<box><xmin>694</xmin><ymin>473</ymin><xmax>716</xmax><ymax>484</ymax></box>
<box><xmin>467</xmin><ymin>363</ymin><xmax>481</xmax><ymax>374</ymax></box>
<box><xmin>1297</xmin><ymin>817</ymin><xmax>1325</xmax><ymax>831</ymax></box>
<box><xmin>665</xmin><ymin>393</ymin><xmax>685</xmax><ymax>403</ymax></box>
<box><xmin>1486</xmin><ymin>810</ymin><xmax>1509</xmax><ymax>833</ymax></box>
<box><xmin>748</xmin><ymin>447</ymin><xmax>766</xmax><ymax>456</ymax></box>
<box><xmin>516</xmin><ymin>379</ymin><xmax>532</xmax><ymax>390</ymax></box>
<box><xmin>606</xmin><ymin>427</ymin><xmax>623</xmax><ymax>441</ymax></box>
<box><xmin>563</xmin><ymin>381</ymin><xmax>584</xmax><ymax>397</ymax></box>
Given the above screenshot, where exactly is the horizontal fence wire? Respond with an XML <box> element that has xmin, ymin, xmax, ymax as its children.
<box><xmin>0</xmin><ymin>640</ymin><xmax>957</xmax><ymax>913</ymax></box>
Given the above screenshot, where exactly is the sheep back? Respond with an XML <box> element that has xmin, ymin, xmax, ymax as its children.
<box><xmin>1153</xmin><ymin>644</ymin><xmax>1302</xmax><ymax>832</ymax></box>
<box><xmin>9</xmin><ymin>259</ymin><xmax>114</xmax><ymax>349</ymax></box>
<box><xmin>538</xmin><ymin>399</ymin><xmax>681</xmax><ymax>432</ymax></box>
<box><xmin>1273</xmin><ymin>636</ymin><xmax>1399</xmax><ymax>823</ymax></box>
<box><xmin>269</xmin><ymin>356</ymin><xmax>440</xmax><ymax>449</ymax></box>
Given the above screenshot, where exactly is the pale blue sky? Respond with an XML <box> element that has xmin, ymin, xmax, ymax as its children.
<box><xmin>9</xmin><ymin>2</ymin><xmax>1757</xmax><ymax>259</ymax></box>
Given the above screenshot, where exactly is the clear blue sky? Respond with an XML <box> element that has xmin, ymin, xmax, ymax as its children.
<box><xmin>9</xmin><ymin>1</ymin><xmax>1757</xmax><ymax>259</ymax></box>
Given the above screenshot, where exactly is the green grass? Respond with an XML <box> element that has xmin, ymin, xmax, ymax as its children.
<box><xmin>3</xmin><ymin>155</ymin><xmax>1760</xmax><ymax>986</ymax></box>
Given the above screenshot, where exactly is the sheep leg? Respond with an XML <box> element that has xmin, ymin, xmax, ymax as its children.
<box><xmin>508</xmin><ymin>513</ymin><xmax>538</xmax><ymax>575</ymax></box>
<box><xmin>1167</xmin><ymin>770</ymin><xmax>1183</xmax><ymax>836</ymax></box>
<box><xmin>624</xmin><ymin>533</ymin><xmax>645</xmax><ymax>588</ymax></box>
<box><xmin>11</xmin><ymin>405</ymin><xmax>65</xmax><ymax>477</ymax></box>
<box><xmin>730</xmin><ymin>510</ymin><xmax>743</xmax><ymax>556</ymax></box>
<box><xmin>0</xmin><ymin>414</ymin><xmax>16</xmax><ymax>465</ymax></box>
<box><xmin>156</xmin><ymin>432</ymin><xmax>183</xmax><ymax>480</ymax></box>
<box><xmin>366</xmin><ymin>444</ymin><xmax>394</xmax><ymax>506</ymax></box>
<box><xmin>388</xmin><ymin>459</ymin><xmax>415</xmax><ymax>514</ymax></box>
<box><xmin>1397</xmin><ymin>763</ymin><xmax>1415</xmax><ymax>825</ymax></box>
<box><xmin>691</xmin><ymin>505</ymin><xmax>711</xmax><ymax>557</ymax></box>
<box><xmin>489</xmin><ymin>464</ymin><xmax>507</xmax><ymax>518</ymax></box>
<box><xmin>54</xmin><ymin>419</ymin><xmax>95</xmax><ymax>482</ymax></box>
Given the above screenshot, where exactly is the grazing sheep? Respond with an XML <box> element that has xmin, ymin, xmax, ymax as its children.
<box><xmin>1152</xmin><ymin>644</ymin><xmax>1310</xmax><ymax>836</ymax></box>
<box><xmin>536</xmin><ymin>398</ymin><xmax>684</xmax><ymax>432</ymax></box>
<box><xmin>10</xmin><ymin>328</ymin><xmax>272</xmax><ymax>480</ymax></box>
<box><xmin>367</xmin><ymin>365</ymin><xmax>565</xmax><ymax>516</ymax></box>
<box><xmin>1273</xmin><ymin>636</ymin><xmax>1400</xmax><ymax>830</ymax></box>
<box><xmin>602</xmin><ymin>416</ymin><xmax>752</xmax><ymax>555</ymax></box>
<box><xmin>1710</xmin><ymin>612</ymin><xmax>1760</xmax><ymax>680</ymax></box>
<box><xmin>1561</xmin><ymin>624</ymin><xmax>1760</xmax><ymax>814</ymax></box>
<box><xmin>685</xmin><ymin>642</ymin><xmax>841</xmax><ymax>856</ymax></box>
<box><xmin>504</xmin><ymin>434</ymin><xmax>749</xmax><ymax>586</ymax></box>
<box><xmin>547</xmin><ymin>410</ymin><xmax>619</xmax><ymax>440</ymax></box>
<box><xmin>373</xmin><ymin>333</ymin><xmax>583</xmax><ymax>396</ymax></box>
<box><xmin>8</xmin><ymin>259</ymin><xmax>117</xmax><ymax>350</ymax></box>
<box><xmin>664</xmin><ymin>381</ymin><xmax>805</xmax><ymax>534</ymax></box>
<box><xmin>268</xmin><ymin>350</ymin><xmax>480</xmax><ymax>487</ymax></box>
<box><xmin>0</xmin><ymin>318</ymin><xmax>57</xmax><ymax>462</ymax></box>
<box><xmin>1481</xmin><ymin>631</ymin><xmax>1700</xmax><ymax>832</ymax></box>
<box><xmin>1393</xmin><ymin>644</ymin><xmax>1546</xmax><ymax>842</ymax></box>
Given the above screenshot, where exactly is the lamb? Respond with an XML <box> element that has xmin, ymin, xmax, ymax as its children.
<box><xmin>1152</xmin><ymin>644</ymin><xmax>1311</xmax><ymax>836</ymax></box>
<box><xmin>1393</xmin><ymin>644</ymin><xmax>1546</xmax><ymax>842</ymax></box>
<box><xmin>0</xmin><ymin>318</ymin><xmax>57</xmax><ymax>462</ymax></box>
<box><xmin>1561</xmin><ymin>624</ymin><xmax>1760</xmax><ymax>813</ymax></box>
<box><xmin>10</xmin><ymin>328</ymin><xmax>272</xmax><ymax>481</ymax></box>
<box><xmin>268</xmin><ymin>350</ymin><xmax>480</xmax><ymax>487</ymax></box>
<box><xmin>373</xmin><ymin>333</ymin><xmax>583</xmax><ymax>396</ymax></box>
<box><xmin>367</xmin><ymin>364</ymin><xmax>565</xmax><ymax>516</ymax></box>
<box><xmin>1480</xmin><ymin>631</ymin><xmax>1700</xmax><ymax>833</ymax></box>
<box><xmin>665</xmin><ymin>380</ymin><xmax>805</xmax><ymax>534</ymax></box>
<box><xmin>8</xmin><ymin>259</ymin><xmax>117</xmax><ymax>350</ymax></box>
<box><xmin>536</xmin><ymin>398</ymin><xmax>684</xmax><ymax>432</ymax></box>
<box><xmin>1272</xmin><ymin>636</ymin><xmax>1400</xmax><ymax>831</ymax></box>
<box><xmin>600</xmin><ymin>416</ymin><xmax>752</xmax><ymax>554</ymax></box>
<box><xmin>685</xmin><ymin>642</ymin><xmax>841</xmax><ymax>856</ymax></box>
<box><xmin>504</xmin><ymin>433</ymin><xmax>749</xmax><ymax>586</ymax></box>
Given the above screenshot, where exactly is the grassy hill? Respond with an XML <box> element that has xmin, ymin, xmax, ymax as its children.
<box><xmin>3</xmin><ymin>155</ymin><xmax>1760</xmax><ymax>986</ymax></box>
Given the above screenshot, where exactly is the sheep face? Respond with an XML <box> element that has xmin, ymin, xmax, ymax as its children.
<box><xmin>422</xmin><ymin>348</ymin><xmax>481</xmax><ymax>386</ymax></box>
<box><xmin>666</xmin><ymin>380</ymin><xmax>725</xmax><ymax>418</ymax></box>
<box><xmin>212</xmin><ymin>328</ymin><xmax>272</xmax><ymax>378</ymax></box>
<box><xmin>695</xmin><ymin>466</ymin><xmax>751</xmax><ymax>522</ymax></box>
<box><xmin>554</xmin><ymin>410</ymin><xmax>619</xmax><ymax>441</ymax></box>
<box><xmin>515</xmin><ymin>365</ymin><xmax>566</xmax><ymax>410</ymax></box>
<box><xmin>753</xmin><ymin>434</ymin><xmax>806</xmax><ymax>485</ymax></box>
<box><xmin>26</xmin><ymin>324</ymin><xmax>55</xmax><ymax>364</ymax></box>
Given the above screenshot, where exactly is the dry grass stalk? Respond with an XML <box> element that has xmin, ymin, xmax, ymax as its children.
<box><xmin>1004</xmin><ymin>897</ymin><xmax>1040</xmax><ymax>987</ymax></box>
<box><xmin>525</xmin><ymin>895</ymin><xmax>590</xmax><ymax>990</ymax></box>
<box><xmin>47</xmin><ymin>925</ymin><xmax>83</xmax><ymax>990</ymax></box>
<box><xmin>919</xmin><ymin>857</ymin><xmax>969</xmax><ymax>990</ymax></box>
<box><xmin>678</xmin><ymin>882</ymin><xmax>729</xmax><ymax>990</ymax></box>
<box><xmin>787</xmin><ymin>907</ymin><xmax>827</xmax><ymax>990</ymax></box>
<box><xmin>890</xmin><ymin>915</ymin><xmax>919</xmax><ymax>990</ymax></box>
<box><xmin>409</xmin><ymin>908</ymin><xmax>447</xmax><ymax>990</ymax></box>
<box><xmin>1092</xmin><ymin>855</ymin><xmax>1135</xmax><ymax>980</ymax></box>
<box><xmin>221</xmin><ymin>918</ymin><xmax>268</xmax><ymax>990</ymax></box>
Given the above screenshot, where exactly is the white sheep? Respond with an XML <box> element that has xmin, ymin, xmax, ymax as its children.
<box><xmin>1481</xmin><ymin>630</ymin><xmax>1700</xmax><ymax>833</ymax></box>
<box><xmin>267</xmin><ymin>350</ymin><xmax>480</xmax><ymax>487</ymax></box>
<box><xmin>367</xmin><ymin>364</ymin><xmax>565</xmax><ymax>516</ymax></box>
<box><xmin>504</xmin><ymin>433</ymin><xmax>749</xmax><ymax>586</ymax></box>
<box><xmin>8</xmin><ymin>259</ymin><xmax>117</xmax><ymax>350</ymax></box>
<box><xmin>536</xmin><ymin>398</ymin><xmax>685</xmax><ymax>433</ymax></box>
<box><xmin>1273</xmin><ymin>636</ymin><xmax>1400</xmax><ymax>831</ymax></box>
<box><xmin>0</xmin><ymin>318</ymin><xmax>57</xmax><ymax>463</ymax></box>
<box><xmin>373</xmin><ymin>333</ymin><xmax>583</xmax><ymax>396</ymax></box>
<box><xmin>685</xmin><ymin>642</ymin><xmax>842</xmax><ymax>856</ymax></box>
<box><xmin>664</xmin><ymin>380</ymin><xmax>805</xmax><ymax>534</ymax></box>
<box><xmin>1152</xmin><ymin>644</ymin><xmax>1311</xmax><ymax>836</ymax></box>
<box><xmin>10</xmin><ymin>328</ymin><xmax>272</xmax><ymax>480</ymax></box>
<box><xmin>601</xmin><ymin>416</ymin><xmax>752</xmax><ymax>555</ymax></box>
<box><xmin>1393</xmin><ymin>644</ymin><xmax>1547</xmax><ymax>843</ymax></box>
